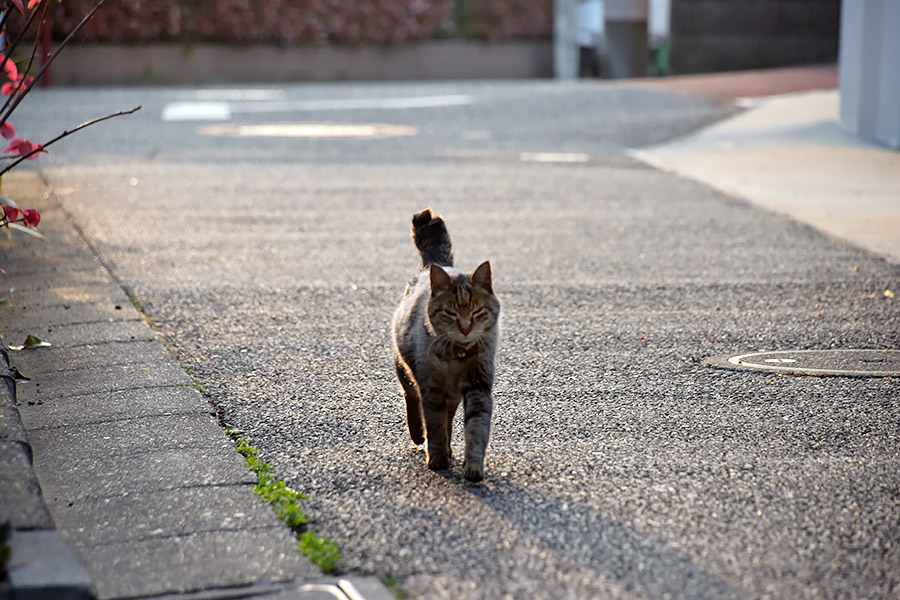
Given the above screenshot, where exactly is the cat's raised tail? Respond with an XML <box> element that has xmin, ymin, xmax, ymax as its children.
<box><xmin>411</xmin><ymin>208</ymin><xmax>454</xmax><ymax>268</ymax></box>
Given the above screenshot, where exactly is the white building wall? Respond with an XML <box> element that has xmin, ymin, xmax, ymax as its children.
<box><xmin>839</xmin><ymin>0</ymin><xmax>900</xmax><ymax>149</ymax></box>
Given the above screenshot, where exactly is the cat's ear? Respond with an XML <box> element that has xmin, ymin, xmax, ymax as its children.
<box><xmin>430</xmin><ymin>264</ymin><xmax>453</xmax><ymax>295</ymax></box>
<box><xmin>471</xmin><ymin>260</ymin><xmax>493</xmax><ymax>293</ymax></box>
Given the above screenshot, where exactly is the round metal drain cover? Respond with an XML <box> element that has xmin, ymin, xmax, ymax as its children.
<box><xmin>705</xmin><ymin>349</ymin><xmax>900</xmax><ymax>377</ymax></box>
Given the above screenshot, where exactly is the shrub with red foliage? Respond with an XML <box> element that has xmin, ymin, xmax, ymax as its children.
<box><xmin>13</xmin><ymin>0</ymin><xmax>551</xmax><ymax>44</ymax></box>
<box><xmin>471</xmin><ymin>0</ymin><xmax>553</xmax><ymax>39</ymax></box>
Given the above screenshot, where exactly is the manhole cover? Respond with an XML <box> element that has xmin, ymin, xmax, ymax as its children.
<box><xmin>704</xmin><ymin>349</ymin><xmax>900</xmax><ymax>377</ymax></box>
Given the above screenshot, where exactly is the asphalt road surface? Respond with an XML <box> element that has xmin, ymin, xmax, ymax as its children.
<box><xmin>15</xmin><ymin>80</ymin><xmax>900</xmax><ymax>599</ymax></box>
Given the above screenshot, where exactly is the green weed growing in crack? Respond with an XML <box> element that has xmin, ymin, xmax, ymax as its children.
<box><xmin>299</xmin><ymin>531</ymin><xmax>341</xmax><ymax>575</ymax></box>
<box><xmin>380</xmin><ymin>576</ymin><xmax>411</xmax><ymax>600</ymax></box>
<box><xmin>226</xmin><ymin>427</ymin><xmax>341</xmax><ymax>573</ymax></box>
<box><xmin>180</xmin><ymin>365</ymin><xmax>205</xmax><ymax>393</ymax></box>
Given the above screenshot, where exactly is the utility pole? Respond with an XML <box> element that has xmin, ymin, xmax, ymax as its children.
<box><xmin>554</xmin><ymin>0</ymin><xmax>579</xmax><ymax>79</ymax></box>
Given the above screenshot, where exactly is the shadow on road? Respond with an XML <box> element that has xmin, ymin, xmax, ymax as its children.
<box><xmin>465</xmin><ymin>480</ymin><xmax>738</xmax><ymax>600</ymax></box>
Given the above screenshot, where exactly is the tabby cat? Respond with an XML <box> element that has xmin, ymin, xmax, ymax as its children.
<box><xmin>391</xmin><ymin>208</ymin><xmax>500</xmax><ymax>482</ymax></box>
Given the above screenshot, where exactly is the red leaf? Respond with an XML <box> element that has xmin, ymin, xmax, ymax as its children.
<box><xmin>23</xmin><ymin>209</ymin><xmax>40</xmax><ymax>227</ymax></box>
<box><xmin>3</xmin><ymin>205</ymin><xmax>22</xmax><ymax>221</ymax></box>
<box><xmin>4</xmin><ymin>138</ymin><xmax>45</xmax><ymax>159</ymax></box>
<box><xmin>3</xmin><ymin>59</ymin><xmax>18</xmax><ymax>80</ymax></box>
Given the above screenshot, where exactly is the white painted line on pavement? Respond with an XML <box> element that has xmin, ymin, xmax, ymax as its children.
<box><xmin>162</xmin><ymin>94</ymin><xmax>473</xmax><ymax>122</ymax></box>
<box><xmin>162</xmin><ymin>101</ymin><xmax>231</xmax><ymax>122</ymax></box>
<box><xmin>520</xmin><ymin>152</ymin><xmax>591</xmax><ymax>163</ymax></box>
<box><xmin>198</xmin><ymin>122</ymin><xmax>418</xmax><ymax>139</ymax></box>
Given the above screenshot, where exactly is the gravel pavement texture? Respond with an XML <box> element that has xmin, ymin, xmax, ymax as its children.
<box><xmin>4</xmin><ymin>78</ymin><xmax>899</xmax><ymax>599</ymax></box>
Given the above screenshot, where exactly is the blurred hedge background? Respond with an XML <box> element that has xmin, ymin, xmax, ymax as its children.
<box><xmin>17</xmin><ymin>0</ymin><xmax>553</xmax><ymax>44</ymax></box>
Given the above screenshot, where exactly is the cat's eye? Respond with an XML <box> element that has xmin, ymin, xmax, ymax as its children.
<box><xmin>474</xmin><ymin>310</ymin><xmax>488</xmax><ymax>321</ymax></box>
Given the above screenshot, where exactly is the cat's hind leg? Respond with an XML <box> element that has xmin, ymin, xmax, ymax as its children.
<box><xmin>395</xmin><ymin>355</ymin><xmax>425</xmax><ymax>445</ymax></box>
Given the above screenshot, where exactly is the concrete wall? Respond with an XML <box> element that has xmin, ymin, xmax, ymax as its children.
<box><xmin>47</xmin><ymin>40</ymin><xmax>553</xmax><ymax>86</ymax></box>
<box><xmin>668</xmin><ymin>0</ymin><xmax>841</xmax><ymax>74</ymax></box>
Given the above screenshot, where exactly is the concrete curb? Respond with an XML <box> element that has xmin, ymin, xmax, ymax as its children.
<box><xmin>0</xmin><ymin>347</ymin><xmax>96</xmax><ymax>600</ymax></box>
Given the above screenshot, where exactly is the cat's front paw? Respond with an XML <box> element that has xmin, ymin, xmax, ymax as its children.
<box><xmin>463</xmin><ymin>460</ymin><xmax>484</xmax><ymax>482</ymax></box>
<box><xmin>427</xmin><ymin>452</ymin><xmax>451</xmax><ymax>471</ymax></box>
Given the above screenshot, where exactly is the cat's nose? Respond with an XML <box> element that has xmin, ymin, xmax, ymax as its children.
<box><xmin>458</xmin><ymin>319</ymin><xmax>473</xmax><ymax>336</ymax></box>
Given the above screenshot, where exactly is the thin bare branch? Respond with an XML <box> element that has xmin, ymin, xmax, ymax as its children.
<box><xmin>20</xmin><ymin>0</ymin><xmax>52</xmax><ymax>87</ymax></box>
<box><xmin>0</xmin><ymin>105</ymin><xmax>141</xmax><ymax>176</ymax></box>
<box><xmin>0</xmin><ymin>5</ymin><xmax>14</xmax><ymax>38</ymax></box>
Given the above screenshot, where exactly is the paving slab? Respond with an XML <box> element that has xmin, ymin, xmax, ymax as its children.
<box><xmin>0</xmin><ymin>247</ymin><xmax>101</xmax><ymax>276</ymax></box>
<box><xmin>5</xmin><ymin>318</ymin><xmax>158</xmax><ymax>350</ymax></box>
<box><xmin>16</xmin><ymin>383</ymin><xmax>212</xmax><ymax>428</ymax></box>
<box><xmin>3</xmin><ymin>281</ymin><xmax>131</xmax><ymax>311</ymax></box>
<box><xmin>16</xmin><ymin>360</ymin><xmax>192</xmax><ymax>402</ymax></box>
<box><xmin>78</xmin><ymin>528</ymin><xmax>317</xmax><ymax>600</ymax></box>
<box><xmin>45</xmin><ymin>484</ymin><xmax>290</xmax><ymax>547</ymax></box>
<box><xmin>0</xmin><ymin>241</ymin><xmax>100</xmax><ymax>278</ymax></box>
<box><xmin>2</xmin><ymin>302</ymin><xmax>141</xmax><ymax>335</ymax></box>
<box><xmin>1</xmin><ymin>267</ymin><xmax>118</xmax><ymax>296</ymax></box>
<box><xmin>10</xmin><ymin>338</ymin><xmax>177</xmax><ymax>376</ymax></box>
<box><xmin>23</xmin><ymin>412</ymin><xmax>229</xmax><ymax>455</ymax></box>
<box><xmin>28</xmin><ymin>435</ymin><xmax>254</xmax><ymax>500</ymax></box>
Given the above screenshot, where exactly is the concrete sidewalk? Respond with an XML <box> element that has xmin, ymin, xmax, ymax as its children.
<box><xmin>0</xmin><ymin>173</ymin><xmax>391</xmax><ymax>598</ymax></box>
<box><xmin>627</xmin><ymin>66</ymin><xmax>900</xmax><ymax>266</ymax></box>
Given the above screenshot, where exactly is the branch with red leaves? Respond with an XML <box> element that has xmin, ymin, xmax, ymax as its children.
<box><xmin>0</xmin><ymin>0</ymin><xmax>137</xmax><ymax>266</ymax></box>
<box><xmin>1</xmin><ymin>106</ymin><xmax>141</xmax><ymax>176</ymax></box>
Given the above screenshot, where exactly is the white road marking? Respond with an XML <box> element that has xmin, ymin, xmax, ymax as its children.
<box><xmin>162</xmin><ymin>94</ymin><xmax>473</xmax><ymax>122</ymax></box>
<box><xmin>162</xmin><ymin>101</ymin><xmax>231</xmax><ymax>122</ymax></box>
<box><xmin>520</xmin><ymin>152</ymin><xmax>591</xmax><ymax>163</ymax></box>
<box><xmin>198</xmin><ymin>122</ymin><xmax>418</xmax><ymax>139</ymax></box>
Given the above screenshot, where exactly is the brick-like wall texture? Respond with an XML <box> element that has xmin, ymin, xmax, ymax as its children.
<box><xmin>669</xmin><ymin>0</ymin><xmax>841</xmax><ymax>74</ymax></box>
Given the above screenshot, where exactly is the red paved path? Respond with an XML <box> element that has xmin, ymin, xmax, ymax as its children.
<box><xmin>627</xmin><ymin>64</ymin><xmax>838</xmax><ymax>100</ymax></box>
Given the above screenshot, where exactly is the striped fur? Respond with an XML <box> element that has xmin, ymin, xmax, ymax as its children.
<box><xmin>411</xmin><ymin>208</ymin><xmax>454</xmax><ymax>268</ymax></box>
<box><xmin>391</xmin><ymin>208</ymin><xmax>500</xmax><ymax>482</ymax></box>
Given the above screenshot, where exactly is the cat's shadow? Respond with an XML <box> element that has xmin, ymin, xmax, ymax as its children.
<box><xmin>403</xmin><ymin>445</ymin><xmax>736</xmax><ymax>597</ymax></box>
<box><xmin>461</xmin><ymin>475</ymin><xmax>738</xmax><ymax>600</ymax></box>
